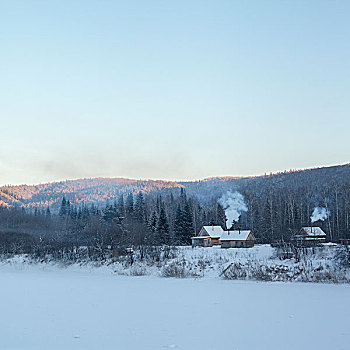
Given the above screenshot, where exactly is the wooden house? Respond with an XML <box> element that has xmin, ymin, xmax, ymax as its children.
<box><xmin>293</xmin><ymin>227</ymin><xmax>326</xmax><ymax>247</ymax></box>
<box><xmin>191</xmin><ymin>226</ymin><xmax>224</xmax><ymax>247</ymax></box>
<box><xmin>219</xmin><ymin>229</ymin><xmax>255</xmax><ymax>248</ymax></box>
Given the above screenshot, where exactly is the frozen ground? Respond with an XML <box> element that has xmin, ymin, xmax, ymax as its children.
<box><xmin>0</xmin><ymin>264</ymin><xmax>349</xmax><ymax>350</ymax></box>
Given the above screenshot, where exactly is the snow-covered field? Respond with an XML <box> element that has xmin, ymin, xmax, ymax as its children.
<box><xmin>0</xmin><ymin>263</ymin><xmax>349</xmax><ymax>350</ymax></box>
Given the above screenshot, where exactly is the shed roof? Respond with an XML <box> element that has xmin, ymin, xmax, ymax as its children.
<box><xmin>300</xmin><ymin>227</ymin><xmax>326</xmax><ymax>237</ymax></box>
<box><xmin>220</xmin><ymin>230</ymin><xmax>252</xmax><ymax>241</ymax></box>
<box><xmin>200</xmin><ymin>226</ymin><xmax>224</xmax><ymax>238</ymax></box>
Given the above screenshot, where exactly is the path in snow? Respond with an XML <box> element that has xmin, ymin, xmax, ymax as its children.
<box><xmin>0</xmin><ymin>265</ymin><xmax>349</xmax><ymax>350</ymax></box>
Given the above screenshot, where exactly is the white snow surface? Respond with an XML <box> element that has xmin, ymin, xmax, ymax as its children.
<box><xmin>0</xmin><ymin>259</ymin><xmax>350</xmax><ymax>349</ymax></box>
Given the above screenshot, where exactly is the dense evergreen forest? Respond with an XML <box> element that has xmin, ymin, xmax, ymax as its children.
<box><xmin>0</xmin><ymin>189</ymin><xmax>224</xmax><ymax>254</ymax></box>
<box><xmin>0</xmin><ymin>164</ymin><xmax>350</xmax><ymax>255</ymax></box>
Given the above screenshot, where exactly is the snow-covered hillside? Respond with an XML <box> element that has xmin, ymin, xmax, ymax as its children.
<box><xmin>0</xmin><ymin>263</ymin><xmax>349</xmax><ymax>350</ymax></box>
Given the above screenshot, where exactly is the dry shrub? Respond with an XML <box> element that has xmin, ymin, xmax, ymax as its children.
<box><xmin>161</xmin><ymin>259</ymin><xmax>201</xmax><ymax>278</ymax></box>
<box><xmin>222</xmin><ymin>260</ymin><xmax>350</xmax><ymax>283</ymax></box>
<box><xmin>129</xmin><ymin>263</ymin><xmax>148</xmax><ymax>276</ymax></box>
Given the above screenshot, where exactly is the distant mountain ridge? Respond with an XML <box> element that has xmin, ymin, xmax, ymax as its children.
<box><xmin>1</xmin><ymin>164</ymin><xmax>350</xmax><ymax>209</ymax></box>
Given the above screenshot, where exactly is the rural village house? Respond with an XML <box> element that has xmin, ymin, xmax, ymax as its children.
<box><xmin>191</xmin><ymin>226</ymin><xmax>255</xmax><ymax>248</ymax></box>
<box><xmin>292</xmin><ymin>227</ymin><xmax>326</xmax><ymax>247</ymax></box>
<box><xmin>191</xmin><ymin>226</ymin><xmax>223</xmax><ymax>247</ymax></box>
<box><xmin>219</xmin><ymin>229</ymin><xmax>255</xmax><ymax>248</ymax></box>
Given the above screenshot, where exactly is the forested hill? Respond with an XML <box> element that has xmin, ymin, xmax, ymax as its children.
<box><xmin>1</xmin><ymin>163</ymin><xmax>350</xmax><ymax>210</ymax></box>
<box><xmin>182</xmin><ymin>163</ymin><xmax>350</xmax><ymax>200</ymax></box>
<box><xmin>0</xmin><ymin>178</ymin><xmax>183</xmax><ymax>209</ymax></box>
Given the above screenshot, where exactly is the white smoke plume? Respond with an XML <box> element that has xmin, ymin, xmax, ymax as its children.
<box><xmin>218</xmin><ymin>191</ymin><xmax>248</xmax><ymax>229</ymax></box>
<box><xmin>310</xmin><ymin>207</ymin><xmax>330</xmax><ymax>223</ymax></box>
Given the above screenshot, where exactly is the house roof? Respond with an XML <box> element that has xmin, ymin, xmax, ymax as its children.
<box><xmin>220</xmin><ymin>230</ymin><xmax>252</xmax><ymax>241</ymax></box>
<box><xmin>200</xmin><ymin>226</ymin><xmax>224</xmax><ymax>238</ymax></box>
<box><xmin>300</xmin><ymin>227</ymin><xmax>326</xmax><ymax>237</ymax></box>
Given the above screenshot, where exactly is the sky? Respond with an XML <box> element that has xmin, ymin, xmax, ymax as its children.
<box><xmin>0</xmin><ymin>0</ymin><xmax>349</xmax><ymax>185</ymax></box>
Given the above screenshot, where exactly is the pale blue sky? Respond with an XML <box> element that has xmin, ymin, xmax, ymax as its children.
<box><xmin>1</xmin><ymin>0</ymin><xmax>349</xmax><ymax>185</ymax></box>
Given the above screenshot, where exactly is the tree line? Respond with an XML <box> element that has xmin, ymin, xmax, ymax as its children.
<box><xmin>0</xmin><ymin>176</ymin><xmax>350</xmax><ymax>257</ymax></box>
<box><xmin>0</xmin><ymin>189</ymin><xmax>226</xmax><ymax>256</ymax></box>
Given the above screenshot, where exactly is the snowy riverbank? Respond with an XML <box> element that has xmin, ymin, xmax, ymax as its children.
<box><xmin>1</xmin><ymin>244</ymin><xmax>349</xmax><ymax>283</ymax></box>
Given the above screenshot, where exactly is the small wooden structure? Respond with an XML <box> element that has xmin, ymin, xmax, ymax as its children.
<box><xmin>276</xmin><ymin>242</ymin><xmax>295</xmax><ymax>259</ymax></box>
<box><xmin>340</xmin><ymin>238</ymin><xmax>350</xmax><ymax>246</ymax></box>
<box><xmin>219</xmin><ymin>229</ymin><xmax>255</xmax><ymax>248</ymax></box>
<box><xmin>293</xmin><ymin>227</ymin><xmax>326</xmax><ymax>247</ymax></box>
<box><xmin>191</xmin><ymin>226</ymin><xmax>224</xmax><ymax>247</ymax></box>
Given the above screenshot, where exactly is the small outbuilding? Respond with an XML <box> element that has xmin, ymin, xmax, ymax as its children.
<box><xmin>219</xmin><ymin>229</ymin><xmax>255</xmax><ymax>248</ymax></box>
<box><xmin>191</xmin><ymin>226</ymin><xmax>224</xmax><ymax>247</ymax></box>
<box><xmin>276</xmin><ymin>242</ymin><xmax>295</xmax><ymax>259</ymax></box>
<box><xmin>340</xmin><ymin>238</ymin><xmax>350</xmax><ymax>246</ymax></box>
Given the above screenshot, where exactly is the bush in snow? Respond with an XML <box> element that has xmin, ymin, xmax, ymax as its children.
<box><xmin>221</xmin><ymin>260</ymin><xmax>350</xmax><ymax>283</ymax></box>
<box><xmin>161</xmin><ymin>258</ymin><xmax>202</xmax><ymax>278</ymax></box>
<box><xmin>334</xmin><ymin>246</ymin><xmax>350</xmax><ymax>268</ymax></box>
<box><xmin>129</xmin><ymin>263</ymin><xmax>149</xmax><ymax>276</ymax></box>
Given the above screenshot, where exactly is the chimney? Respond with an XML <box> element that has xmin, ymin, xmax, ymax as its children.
<box><xmin>230</xmin><ymin>220</ymin><xmax>236</xmax><ymax>231</ymax></box>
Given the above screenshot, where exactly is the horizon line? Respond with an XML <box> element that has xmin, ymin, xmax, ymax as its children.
<box><xmin>1</xmin><ymin>162</ymin><xmax>349</xmax><ymax>188</ymax></box>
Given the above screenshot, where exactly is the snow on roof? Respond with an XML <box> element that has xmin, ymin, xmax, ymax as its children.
<box><xmin>301</xmin><ymin>227</ymin><xmax>326</xmax><ymax>237</ymax></box>
<box><xmin>200</xmin><ymin>226</ymin><xmax>224</xmax><ymax>238</ymax></box>
<box><xmin>220</xmin><ymin>230</ymin><xmax>252</xmax><ymax>241</ymax></box>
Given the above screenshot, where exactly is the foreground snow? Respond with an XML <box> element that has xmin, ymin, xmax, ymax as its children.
<box><xmin>0</xmin><ymin>264</ymin><xmax>349</xmax><ymax>350</ymax></box>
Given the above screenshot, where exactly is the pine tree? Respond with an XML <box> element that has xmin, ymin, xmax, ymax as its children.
<box><xmin>180</xmin><ymin>188</ymin><xmax>187</xmax><ymax>203</ymax></box>
<box><xmin>81</xmin><ymin>203</ymin><xmax>90</xmax><ymax>221</ymax></box>
<box><xmin>66</xmin><ymin>200</ymin><xmax>71</xmax><ymax>217</ymax></box>
<box><xmin>103</xmin><ymin>205</ymin><xmax>117</xmax><ymax>223</ymax></box>
<box><xmin>59</xmin><ymin>197</ymin><xmax>67</xmax><ymax>217</ymax></box>
<box><xmin>70</xmin><ymin>206</ymin><xmax>78</xmax><ymax>219</ymax></box>
<box><xmin>134</xmin><ymin>191</ymin><xmax>146</xmax><ymax>223</ymax></box>
<box><xmin>156</xmin><ymin>195</ymin><xmax>162</xmax><ymax>213</ymax></box>
<box><xmin>182</xmin><ymin>201</ymin><xmax>194</xmax><ymax>244</ymax></box>
<box><xmin>148</xmin><ymin>211</ymin><xmax>158</xmax><ymax>232</ymax></box>
<box><xmin>174</xmin><ymin>204</ymin><xmax>184</xmax><ymax>243</ymax></box>
<box><xmin>156</xmin><ymin>207</ymin><xmax>169</xmax><ymax>245</ymax></box>
<box><xmin>126</xmin><ymin>193</ymin><xmax>134</xmax><ymax>215</ymax></box>
<box><xmin>145</xmin><ymin>211</ymin><xmax>157</xmax><ymax>245</ymax></box>
<box><xmin>117</xmin><ymin>194</ymin><xmax>125</xmax><ymax>217</ymax></box>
